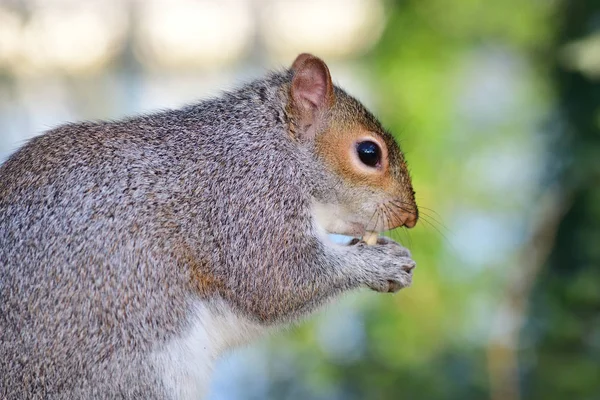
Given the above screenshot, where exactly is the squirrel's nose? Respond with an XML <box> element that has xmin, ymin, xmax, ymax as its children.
<box><xmin>403</xmin><ymin>212</ymin><xmax>417</xmax><ymax>228</ymax></box>
<box><xmin>388</xmin><ymin>203</ymin><xmax>418</xmax><ymax>229</ymax></box>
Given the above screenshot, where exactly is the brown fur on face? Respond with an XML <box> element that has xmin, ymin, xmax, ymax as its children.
<box><xmin>315</xmin><ymin>88</ymin><xmax>418</xmax><ymax>230</ymax></box>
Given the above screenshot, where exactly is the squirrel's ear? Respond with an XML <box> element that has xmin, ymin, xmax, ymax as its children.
<box><xmin>291</xmin><ymin>53</ymin><xmax>314</xmax><ymax>71</ymax></box>
<box><xmin>289</xmin><ymin>54</ymin><xmax>334</xmax><ymax>141</ymax></box>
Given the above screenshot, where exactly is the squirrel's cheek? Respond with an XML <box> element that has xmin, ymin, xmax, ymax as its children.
<box><xmin>311</xmin><ymin>201</ymin><xmax>368</xmax><ymax>236</ymax></box>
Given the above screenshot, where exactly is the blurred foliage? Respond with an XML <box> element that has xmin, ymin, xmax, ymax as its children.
<box><xmin>522</xmin><ymin>1</ymin><xmax>600</xmax><ymax>399</ymax></box>
<box><xmin>253</xmin><ymin>0</ymin><xmax>600</xmax><ymax>399</ymax></box>
<box><xmin>1</xmin><ymin>0</ymin><xmax>598</xmax><ymax>398</ymax></box>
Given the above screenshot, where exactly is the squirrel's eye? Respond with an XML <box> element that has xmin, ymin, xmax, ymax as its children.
<box><xmin>356</xmin><ymin>141</ymin><xmax>381</xmax><ymax>168</ymax></box>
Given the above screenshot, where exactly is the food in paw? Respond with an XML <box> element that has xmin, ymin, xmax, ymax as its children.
<box><xmin>363</xmin><ymin>231</ymin><xmax>378</xmax><ymax>245</ymax></box>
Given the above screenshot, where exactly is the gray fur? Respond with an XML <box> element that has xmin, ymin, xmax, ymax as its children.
<box><xmin>0</xmin><ymin>69</ymin><xmax>415</xmax><ymax>398</ymax></box>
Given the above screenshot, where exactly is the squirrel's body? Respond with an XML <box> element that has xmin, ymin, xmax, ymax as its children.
<box><xmin>0</xmin><ymin>56</ymin><xmax>418</xmax><ymax>399</ymax></box>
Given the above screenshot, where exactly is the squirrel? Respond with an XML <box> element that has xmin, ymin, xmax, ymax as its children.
<box><xmin>0</xmin><ymin>53</ymin><xmax>418</xmax><ymax>399</ymax></box>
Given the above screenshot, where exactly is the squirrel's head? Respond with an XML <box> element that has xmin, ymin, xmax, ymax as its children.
<box><xmin>286</xmin><ymin>53</ymin><xmax>418</xmax><ymax>237</ymax></box>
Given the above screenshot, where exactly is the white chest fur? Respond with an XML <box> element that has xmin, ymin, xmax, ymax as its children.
<box><xmin>152</xmin><ymin>300</ymin><xmax>265</xmax><ymax>399</ymax></box>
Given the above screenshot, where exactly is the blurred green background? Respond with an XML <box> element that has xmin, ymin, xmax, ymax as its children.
<box><xmin>1</xmin><ymin>0</ymin><xmax>599</xmax><ymax>399</ymax></box>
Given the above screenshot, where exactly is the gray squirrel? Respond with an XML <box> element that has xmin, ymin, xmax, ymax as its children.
<box><xmin>0</xmin><ymin>54</ymin><xmax>418</xmax><ymax>399</ymax></box>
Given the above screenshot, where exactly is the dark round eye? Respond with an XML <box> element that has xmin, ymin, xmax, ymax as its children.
<box><xmin>356</xmin><ymin>141</ymin><xmax>381</xmax><ymax>168</ymax></box>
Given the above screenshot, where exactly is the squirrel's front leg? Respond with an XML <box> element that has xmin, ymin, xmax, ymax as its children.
<box><xmin>232</xmin><ymin>232</ymin><xmax>416</xmax><ymax>324</ymax></box>
<box><xmin>220</xmin><ymin>230</ymin><xmax>415</xmax><ymax>324</ymax></box>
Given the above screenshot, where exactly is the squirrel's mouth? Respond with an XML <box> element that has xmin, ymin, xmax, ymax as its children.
<box><xmin>337</xmin><ymin>222</ymin><xmax>367</xmax><ymax>237</ymax></box>
<box><xmin>327</xmin><ymin>232</ymin><xmax>380</xmax><ymax>246</ymax></box>
<box><xmin>312</xmin><ymin>201</ymin><xmax>382</xmax><ymax>244</ymax></box>
<box><xmin>326</xmin><ymin>223</ymin><xmax>380</xmax><ymax>245</ymax></box>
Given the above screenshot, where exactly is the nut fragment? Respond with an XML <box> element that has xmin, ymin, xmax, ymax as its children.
<box><xmin>363</xmin><ymin>231</ymin><xmax>378</xmax><ymax>245</ymax></box>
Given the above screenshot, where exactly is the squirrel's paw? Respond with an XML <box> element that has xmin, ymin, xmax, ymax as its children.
<box><xmin>355</xmin><ymin>238</ymin><xmax>415</xmax><ymax>293</ymax></box>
